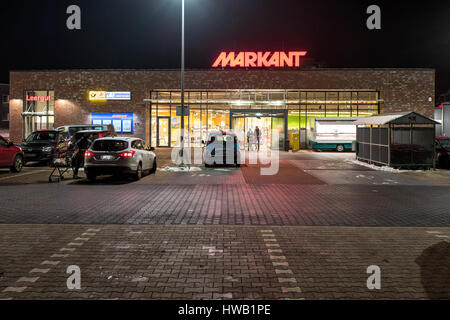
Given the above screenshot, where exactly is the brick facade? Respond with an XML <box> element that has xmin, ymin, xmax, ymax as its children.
<box><xmin>9</xmin><ymin>69</ymin><xmax>435</xmax><ymax>143</ymax></box>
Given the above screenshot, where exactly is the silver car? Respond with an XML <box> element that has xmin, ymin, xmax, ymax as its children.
<box><xmin>84</xmin><ymin>137</ymin><xmax>156</xmax><ymax>181</ymax></box>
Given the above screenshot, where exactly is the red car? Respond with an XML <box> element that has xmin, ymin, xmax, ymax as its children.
<box><xmin>0</xmin><ymin>135</ymin><xmax>24</xmax><ymax>172</ymax></box>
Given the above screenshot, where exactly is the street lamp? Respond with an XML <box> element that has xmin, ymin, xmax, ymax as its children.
<box><xmin>179</xmin><ymin>0</ymin><xmax>186</xmax><ymax>166</ymax></box>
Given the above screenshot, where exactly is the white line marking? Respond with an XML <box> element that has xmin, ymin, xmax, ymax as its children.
<box><xmin>2</xmin><ymin>287</ymin><xmax>27</xmax><ymax>293</ymax></box>
<box><xmin>0</xmin><ymin>170</ymin><xmax>48</xmax><ymax>181</ymax></box>
<box><xmin>278</xmin><ymin>278</ymin><xmax>298</xmax><ymax>283</ymax></box>
<box><xmin>264</xmin><ymin>239</ymin><xmax>277</xmax><ymax>242</ymax></box>
<box><xmin>276</xmin><ymin>269</ymin><xmax>293</xmax><ymax>275</ymax></box>
<box><xmin>17</xmin><ymin>277</ymin><xmax>39</xmax><ymax>283</ymax></box>
<box><xmin>260</xmin><ymin>230</ymin><xmax>273</xmax><ymax>233</ymax></box>
<box><xmin>282</xmin><ymin>287</ymin><xmax>302</xmax><ymax>293</ymax></box>
<box><xmin>435</xmin><ymin>235</ymin><xmax>450</xmax><ymax>239</ymax></box>
<box><xmin>29</xmin><ymin>268</ymin><xmax>50</xmax><ymax>274</ymax></box>
<box><xmin>427</xmin><ymin>231</ymin><xmax>442</xmax><ymax>234</ymax></box>
<box><xmin>265</xmin><ymin>244</ymin><xmax>280</xmax><ymax>248</ymax></box>
<box><xmin>87</xmin><ymin>228</ymin><xmax>101</xmax><ymax>232</ymax></box>
<box><xmin>82</xmin><ymin>233</ymin><xmax>95</xmax><ymax>236</ymax></box>
<box><xmin>270</xmin><ymin>255</ymin><xmax>287</xmax><ymax>260</ymax></box>
<box><xmin>262</xmin><ymin>234</ymin><xmax>276</xmax><ymax>237</ymax></box>
<box><xmin>60</xmin><ymin>248</ymin><xmax>76</xmax><ymax>252</ymax></box>
<box><xmin>268</xmin><ymin>249</ymin><xmax>283</xmax><ymax>253</ymax></box>
<box><xmin>68</xmin><ymin>242</ymin><xmax>83</xmax><ymax>246</ymax></box>
<box><xmin>75</xmin><ymin>237</ymin><xmax>90</xmax><ymax>241</ymax></box>
<box><xmin>272</xmin><ymin>262</ymin><xmax>289</xmax><ymax>267</ymax></box>
<box><xmin>41</xmin><ymin>260</ymin><xmax>60</xmax><ymax>266</ymax></box>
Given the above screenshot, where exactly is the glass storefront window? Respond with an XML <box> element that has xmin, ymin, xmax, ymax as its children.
<box><xmin>149</xmin><ymin>90</ymin><xmax>379</xmax><ymax>148</ymax></box>
<box><xmin>208</xmin><ymin>107</ymin><xmax>229</xmax><ymax>132</ymax></box>
<box><xmin>339</xmin><ymin>104</ymin><xmax>352</xmax><ymax>117</ymax></box>
<box><xmin>23</xmin><ymin>90</ymin><xmax>55</xmax><ymax>138</ymax></box>
<box><xmin>189</xmin><ymin>108</ymin><xmax>202</xmax><ymax>147</ymax></box>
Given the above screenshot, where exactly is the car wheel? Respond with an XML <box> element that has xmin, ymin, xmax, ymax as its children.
<box><xmin>150</xmin><ymin>159</ymin><xmax>157</xmax><ymax>174</ymax></box>
<box><xmin>336</xmin><ymin>145</ymin><xmax>345</xmax><ymax>152</ymax></box>
<box><xmin>86</xmin><ymin>172</ymin><xmax>97</xmax><ymax>182</ymax></box>
<box><xmin>10</xmin><ymin>155</ymin><xmax>24</xmax><ymax>173</ymax></box>
<box><xmin>134</xmin><ymin>163</ymin><xmax>143</xmax><ymax>181</ymax></box>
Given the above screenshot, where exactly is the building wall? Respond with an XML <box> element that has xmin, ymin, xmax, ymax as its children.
<box><xmin>9</xmin><ymin>69</ymin><xmax>435</xmax><ymax>143</ymax></box>
<box><xmin>0</xmin><ymin>84</ymin><xmax>10</xmax><ymax>138</ymax></box>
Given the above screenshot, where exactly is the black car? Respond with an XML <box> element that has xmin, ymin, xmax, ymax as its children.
<box><xmin>436</xmin><ymin>137</ymin><xmax>450</xmax><ymax>168</ymax></box>
<box><xmin>20</xmin><ymin>130</ymin><xmax>65</xmax><ymax>164</ymax></box>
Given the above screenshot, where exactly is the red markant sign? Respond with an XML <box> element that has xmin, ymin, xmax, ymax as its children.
<box><xmin>212</xmin><ymin>51</ymin><xmax>307</xmax><ymax>68</ymax></box>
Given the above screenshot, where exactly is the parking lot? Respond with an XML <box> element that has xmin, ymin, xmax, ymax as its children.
<box><xmin>0</xmin><ymin>149</ymin><xmax>449</xmax><ymax>299</ymax></box>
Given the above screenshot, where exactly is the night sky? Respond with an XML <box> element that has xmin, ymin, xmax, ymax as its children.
<box><xmin>1</xmin><ymin>0</ymin><xmax>450</xmax><ymax>97</ymax></box>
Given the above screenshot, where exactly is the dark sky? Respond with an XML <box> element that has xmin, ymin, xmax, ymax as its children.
<box><xmin>1</xmin><ymin>0</ymin><xmax>450</xmax><ymax>97</ymax></box>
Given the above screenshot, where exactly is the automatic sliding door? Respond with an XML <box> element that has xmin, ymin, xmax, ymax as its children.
<box><xmin>157</xmin><ymin>117</ymin><xmax>170</xmax><ymax>147</ymax></box>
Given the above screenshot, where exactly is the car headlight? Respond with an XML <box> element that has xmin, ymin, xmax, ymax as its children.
<box><xmin>42</xmin><ymin>146</ymin><xmax>53</xmax><ymax>153</ymax></box>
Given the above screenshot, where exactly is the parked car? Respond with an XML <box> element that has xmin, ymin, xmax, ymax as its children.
<box><xmin>20</xmin><ymin>130</ymin><xmax>63</xmax><ymax>164</ymax></box>
<box><xmin>84</xmin><ymin>137</ymin><xmax>156</xmax><ymax>181</ymax></box>
<box><xmin>0</xmin><ymin>135</ymin><xmax>24</xmax><ymax>172</ymax></box>
<box><xmin>203</xmin><ymin>131</ymin><xmax>241</xmax><ymax>167</ymax></box>
<box><xmin>436</xmin><ymin>137</ymin><xmax>450</xmax><ymax>168</ymax></box>
<box><xmin>56</xmin><ymin>124</ymin><xmax>114</xmax><ymax>137</ymax></box>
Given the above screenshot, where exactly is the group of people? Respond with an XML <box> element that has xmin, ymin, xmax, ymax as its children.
<box><xmin>246</xmin><ymin>126</ymin><xmax>261</xmax><ymax>151</ymax></box>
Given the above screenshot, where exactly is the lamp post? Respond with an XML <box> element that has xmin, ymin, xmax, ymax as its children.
<box><xmin>179</xmin><ymin>0</ymin><xmax>185</xmax><ymax>166</ymax></box>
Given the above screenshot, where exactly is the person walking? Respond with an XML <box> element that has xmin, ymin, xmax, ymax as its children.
<box><xmin>246</xmin><ymin>128</ymin><xmax>252</xmax><ymax>151</ymax></box>
<box><xmin>255</xmin><ymin>126</ymin><xmax>261</xmax><ymax>151</ymax></box>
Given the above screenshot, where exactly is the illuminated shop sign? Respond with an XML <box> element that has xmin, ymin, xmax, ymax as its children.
<box><xmin>212</xmin><ymin>51</ymin><xmax>307</xmax><ymax>68</ymax></box>
<box><xmin>25</xmin><ymin>94</ymin><xmax>52</xmax><ymax>102</ymax></box>
<box><xmin>89</xmin><ymin>91</ymin><xmax>131</xmax><ymax>101</ymax></box>
<box><xmin>91</xmin><ymin>113</ymin><xmax>133</xmax><ymax>133</ymax></box>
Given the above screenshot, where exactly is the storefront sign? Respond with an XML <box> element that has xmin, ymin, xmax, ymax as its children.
<box><xmin>212</xmin><ymin>51</ymin><xmax>307</xmax><ymax>68</ymax></box>
<box><xmin>89</xmin><ymin>91</ymin><xmax>131</xmax><ymax>101</ymax></box>
<box><xmin>91</xmin><ymin>113</ymin><xmax>133</xmax><ymax>133</ymax></box>
<box><xmin>25</xmin><ymin>94</ymin><xmax>52</xmax><ymax>102</ymax></box>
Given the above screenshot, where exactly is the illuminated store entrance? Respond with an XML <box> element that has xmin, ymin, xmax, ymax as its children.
<box><xmin>231</xmin><ymin>110</ymin><xmax>287</xmax><ymax>151</ymax></box>
<box><xmin>148</xmin><ymin>90</ymin><xmax>379</xmax><ymax>148</ymax></box>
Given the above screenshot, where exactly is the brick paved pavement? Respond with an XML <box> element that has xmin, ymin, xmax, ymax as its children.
<box><xmin>0</xmin><ymin>225</ymin><xmax>448</xmax><ymax>300</ymax></box>
<box><xmin>0</xmin><ymin>184</ymin><xmax>449</xmax><ymax>226</ymax></box>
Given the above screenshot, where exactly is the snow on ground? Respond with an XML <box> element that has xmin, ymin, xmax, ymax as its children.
<box><xmin>345</xmin><ymin>159</ymin><xmax>431</xmax><ymax>173</ymax></box>
<box><xmin>160</xmin><ymin>166</ymin><xmax>203</xmax><ymax>172</ymax></box>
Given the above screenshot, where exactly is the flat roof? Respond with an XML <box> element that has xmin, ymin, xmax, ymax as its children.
<box><xmin>9</xmin><ymin>67</ymin><xmax>436</xmax><ymax>73</ymax></box>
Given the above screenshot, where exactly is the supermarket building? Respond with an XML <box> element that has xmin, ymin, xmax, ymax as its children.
<box><xmin>9</xmin><ymin>68</ymin><xmax>435</xmax><ymax>149</ymax></box>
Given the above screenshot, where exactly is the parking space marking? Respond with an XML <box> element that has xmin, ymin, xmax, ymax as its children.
<box><xmin>68</xmin><ymin>242</ymin><xmax>83</xmax><ymax>246</ymax></box>
<box><xmin>260</xmin><ymin>229</ymin><xmax>302</xmax><ymax>299</ymax></box>
<box><xmin>41</xmin><ymin>260</ymin><xmax>60</xmax><ymax>266</ymax></box>
<box><xmin>29</xmin><ymin>268</ymin><xmax>50</xmax><ymax>274</ymax></box>
<box><xmin>17</xmin><ymin>277</ymin><xmax>39</xmax><ymax>283</ymax></box>
<box><xmin>427</xmin><ymin>230</ymin><xmax>449</xmax><ymax>241</ymax></box>
<box><xmin>0</xmin><ymin>170</ymin><xmax>48</xmax><ymax>181</ymax></box>
<box><xmin>0</xmin><ymin>227</ymin><xmax>102</xmax><ymax>299</ymax></box>
<box><xmin>2</xmin><ymin>287</ymin><xmax>27</xmax><ymax>293</ymax></box>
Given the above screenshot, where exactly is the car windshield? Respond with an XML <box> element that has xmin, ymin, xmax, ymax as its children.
<box><xmin>439</xmin><ymin>139</ymin><xmax>450</xmax><ymax>148</ymax></box>
<box><xmin>26</xmin><ymin>132</ymin><xmax>57</xmax><ymax>142</ymax></box>
<box><xmin>92</xmin><ymin>140</ymin><xmax>128</xmax><ymax>151</ymax></box>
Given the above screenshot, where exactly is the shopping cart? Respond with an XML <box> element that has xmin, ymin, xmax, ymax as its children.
<box><xmin>48</xmin><ymin>150</ymin><xmax>73</xmax><ymax>183</ymax></box>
